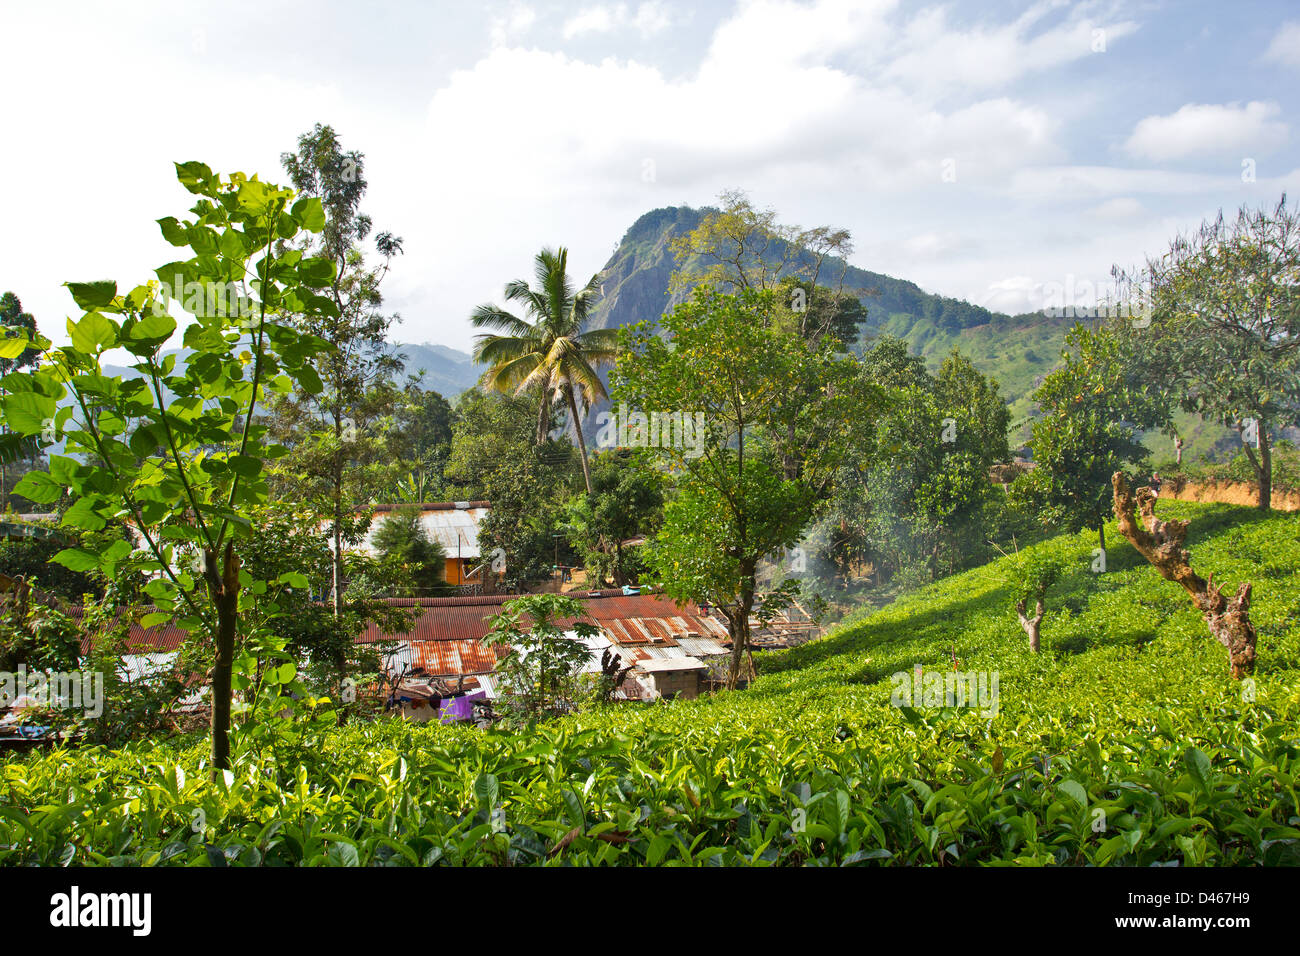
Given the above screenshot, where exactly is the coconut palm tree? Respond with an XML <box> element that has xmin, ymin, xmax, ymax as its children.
<box><xmin>471</xmin><ymin>247</ymin><xmax>618</xmax><ymax>495</ymax></box>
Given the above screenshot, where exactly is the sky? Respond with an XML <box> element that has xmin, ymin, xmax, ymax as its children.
<box><xmin>1</xmin><ymin>0</ymin><xmax>1298</xmax><ymax>354</ymax></box>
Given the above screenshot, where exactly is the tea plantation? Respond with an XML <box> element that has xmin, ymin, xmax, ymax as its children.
<box><xmin>4</xmin><ymin>501</ymin><xmax>1298</xmax><ymax>866</ymax></box>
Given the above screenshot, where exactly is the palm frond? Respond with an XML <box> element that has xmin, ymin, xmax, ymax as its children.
<box><xmin>469</xmin><ymin>303</ymin><xmax>534</xmax><ymax>337</ymax></box>
<box><xmin>472</xmin><ymin>333</ymin><xmax>540</xmax><ymax>367</ymax></box>
<box><xmin>557</xmin><ymin>351</ymin><xmax>609</xmax><ymax>406</ymax></box>
<box><xmin>571</xmin><ymin>271</ymin><xmax>603</xmax><ymax>322</ymax></box>
<box><xmin>480</xmin><ymin>353</ymin><xmax>543</xmax><ymax>394</ymax></box>
<box><xmin>574</xmin><ymin>326</ymin><xmax>620</xmax><ymax>356</ymax></box>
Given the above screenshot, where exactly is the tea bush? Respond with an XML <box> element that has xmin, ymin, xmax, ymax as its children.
<box><xmin>3</xmin><ymin>502</ymin><xmax>1298</xmax><ymax>866</ymax></box>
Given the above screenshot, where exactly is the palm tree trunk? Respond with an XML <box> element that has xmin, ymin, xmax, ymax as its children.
<box><xmin>566</xmin><ymin>387</ymin><xmax>594</xmax><ymax>495</ymax></box>
<box><xmin>536</xmin><ymin>390</ymin><xmax>551</xmax><ymax>445</ymax></box>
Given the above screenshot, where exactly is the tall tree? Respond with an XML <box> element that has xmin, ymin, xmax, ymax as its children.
<box><xmin>1137</xmin><ymin>195</ymin><xmax>1300</xmax><ymax>511</ymax></box>
<box><xmin>470</xmin><ymin>247</ymin><xmax>619</xmax><ymax>495</ymax></box>
<box><xmin>822</xmin><ymin>341</ymin><xmax>1010</xmax><ymax>584</ymax></box>
<box><xmin>564</xmin><ymin>449</ymin><xmax>664</xmax><ymax>586</ymax></box>
<box><xmin>616</xmin><ymin>286</ymin><xmax>873</xmax><ymax>686</ymax></box>
<box><xmin>1012</xmin><ymin>322</ymin><xmax>1172</xmax><ymax>553</ymax></box>
<box><xmin>371</xmin><ymin>507</ymin><xmax>448</xmax><ymax>595</ymax></box>
<box><xmin>1</xmin><ymin>162</ymin><xmax>335</xmax><ymax>770</ymax></box>
<box><xmin>263</xmin><ymin>123</ymin><xmax>406</xmax><ymax>613</ymax></box>
<box><xmin>0</xmin><ymin>293</ymin><xmax>41</xmax><ymax>511</ymax></box>
<box><xmin>668</xmin><ymin>189</ymin><xmax>853</xmax><ymax>297</ymax></box>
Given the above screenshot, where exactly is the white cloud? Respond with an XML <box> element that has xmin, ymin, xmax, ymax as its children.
<box><xmin>563</xmin><ymin>4</ymin><xmax>626</xmax><ymax>39</ymax></box>
<box><xmin>1262</xmin><ymin>21</ymin><xmax>1300</xmax><ymax>69</ymax></box>
<box><xmin>971</xmin><ymin>275</ymin><xmax>1040</xmax><ymax>315</ymax></box>
<box><xmin>562</xmin><ymin>2</ymin><xmax>675</xmax><ymax>40</ymax></box>
<box><xmin>6</xmin><ymin>0</ymin><xmax>1288</xmax><ymax>354</ymax></box>
<box><xmin>1123</xmin><ymin>101</ymin><xmax>1288</xmax><ymax>161</ymax></box>
<box><xmin>1009</xmin><ymin>165</ymin><xmax>1240</xmax><ymax>197</ymax></box>
<box><xmin>878</xmin><ymin>2</ymin><xmax>1139</xmax><ymax>99</ymax></box>
<box><xmin>1090</xmin><ymin>197</ymin><xmax>1143</xmax><ymax>219</ymax></box>
<box><xmin>490</xmin><ymin>2</ymin><xmax>537</xmax><ymax>47</ymax></box>
<box><xmin>632</xmin><ymin>2</ymin><xmax>673</xmax><ymax>36</ymax></box>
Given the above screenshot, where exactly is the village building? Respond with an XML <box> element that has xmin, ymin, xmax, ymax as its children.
<box><xmin>359</xmin><ymin>501</ymin><xmax>494</xmax><ymax>590</ymax></box>
<box><xmin>357</xmin><ymin>588</ymin><xmax>744</xmax><ymax>710</ymax></box>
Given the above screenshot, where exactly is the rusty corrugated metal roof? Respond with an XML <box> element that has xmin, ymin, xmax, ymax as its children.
<box><xmin>61</xmin><ymin>588</ymin><xmax>728</xmax><ymax>663</ymax></box>
<box><xmin>403</xmin><ymin>639</ymin><xmax>504</xmax><ymax>676</ymax></box>
<box><xmin>66</xmin><ymin>606</ymin><xmax>191</xmax><ymax>654</ymax></box>
<box><xmin>358</xmin><ymin>591</ymin><xmax>722</xmax><ymax>646</ymax></box>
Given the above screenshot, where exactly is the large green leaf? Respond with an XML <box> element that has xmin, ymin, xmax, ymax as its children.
<box><xmin>0</xmin><ymin>332</ymin><xmax>30</xmax><ymax>360</ymax></box>
<box><xmin>65</xmin><ymin>281</ymin><xmax>118</xmax><ymax>310</ymax></box>
<box><xmin>157</xmin><ymin>216</ymin><xmax>189</xmax><ymax>246</ymax></box>
<box><xmin>0</xmin><ymin>390</ymin><xmax>57</xmax><ymax>434</ymax></box>
<box><xmin>50</xmin><ymin>548</ymin><xmax>101</xmax><ymax>573</ymax></box>
<box><xmin>68</xmin><ymin>312</ymin><xmax>117</xmax><ymax>353</ymax></box>
<box><xmin>292</xmin><ymin>196</ymin><xmax>326</xmax><ymax>232</ymax></box>
<box><xmin>12</xmin><ymin>470</ymin><xmax>62</xmax><ymax>504</ymax></box>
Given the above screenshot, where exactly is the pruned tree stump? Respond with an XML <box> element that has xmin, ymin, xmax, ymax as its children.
<box><xmin>1112</xmin><ymin>473</ymin><xmax>1257</xmax><ymax>678</ymax></box>
<box><xmin>1016</xmin><ymin>597</ymin><xmax>1044</xmax><ymax>653</ymax></box>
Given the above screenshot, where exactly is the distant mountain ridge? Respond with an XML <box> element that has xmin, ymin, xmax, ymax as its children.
<box><xmin>383</xmin><ymin>342</ymin><xmax>478</xmax><ymax>398</ymax></box>
<box><xmin>585</xmin><ymin>205</ymin><xmax>1072</xmax><ymax>438</ymax></box>
<box><xmin>583</xmin><ymin>205</ymin><xmax>1240</xmax><ymax>460</ymax></box>
<box><xmin>588</xmin><ymin>205</ymin><xmax>1012</xmax><ymax>344</ymax></box>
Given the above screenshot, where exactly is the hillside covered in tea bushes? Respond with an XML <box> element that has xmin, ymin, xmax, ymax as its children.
<box><xmin>3</xmin><ymin>500</ymin><xmax>1298</xmax><ymax>866</ymax></box>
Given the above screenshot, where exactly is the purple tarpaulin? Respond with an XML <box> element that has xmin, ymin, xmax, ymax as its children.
<box><xmin>438</xmin><ymin>689</ymin><xmax>486</xmax><ymax>724</ymax></box>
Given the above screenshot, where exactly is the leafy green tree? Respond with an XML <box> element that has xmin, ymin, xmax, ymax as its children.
<box><xmin>564</xmin><ymin>449</ymin><xmax>664</xmax><ymax>586</ymax></box>
<box><xmin>371</xmin><ymin>507</ymin><xmax>448</xmax><ymax>595</ymax></box>
<box><xmin>1009</xmin><ymin>548</ymin><xmax>1065</xmax><ymax>653</ymax></box>
<box><xmin>481</xmin><ymin>593</ymin><xmax>596</xmax><ymax>723</ymax></box>
<box><xmin>1012</xmin><ymin>322</ymin><xmax>1172</xmax><ymax>553</ymax></box>
<box><xmin>1138</xmin><ymin>195</ymin><xmax>1300</xmax><ymax>510</ymax></box>
<box><xmin>616</xmin><ymin>286</ymin><xmax>871</xmax><ymax>686</ymax></box>
<box><xmin>0</xmin><ymin>577</ymin><xmax>81</xmax><ymax>673</ymax></box>
<box><xmin>776</xmin><ymin>276</ymin><xmax>868</xmax><ymax>345</ymax></box>
<box><xmin>819</xmin><ymin>341</ymin><xmax>1010</xmax><ymax>584</ymax></box>
<box><xmin>264</xmin><ymin>124</ymin><xmax>406</xmax><ymax>612</ymax></box>
<box><xmin>236</xmin><ymin>503</ymin><xmax>408</xmax><ymax>709</ymax></box>
<box><xmin>390</xmin><ymin>376</ymin><xmax>454</xmax><ymax>489</ymax></box>
<box><xmin>668</xmin><ymin>188</ymin><xmax>853</xmax><ymax>297</ymax></box>
<box><xmin>0</xmin><ymin>293</ymin><xmax>42</xmax><ymax>511</ymax></box>
<box><xmin>1</xmin><ymin>161</ymin><xmax>334</xmax><ymax>770</ymax></box>
<box><xmin>470</xmin><ymin>247</ymin><xmax>619</xmax><ymax>494</ymax></box>
<box><xmin>0</xmin><ymin>529</ymin><xmax>103</xmax><ymax>601</ymax></box>
<box><xmin>446</xmin><ymin>389</ymin><xmax>579</xmax><ymax>590</ymax></box>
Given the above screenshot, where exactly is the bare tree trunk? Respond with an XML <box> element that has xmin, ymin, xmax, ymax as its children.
<box><xmin>1112</xmin><ymin>473</ymin><xmax>1257</xmax><ymax>678</ymax></box>
<box><xmin>204</xmin><ymin>542</ymin><xmax>241</xmax><ymax>772</ymax></box>
<box><xmin>1242</xmin><ymin>423</ymin><xmax>1272</xmax><ymax>512</ymax></box>
<box><xmin>726</xmin><ymin>560</ymin><xmax>757</xmax><ymax>689</ymax></box>
<box><xmin>565</xmin><ymin>387</ymin><xmax>593</xmax><ymax>496</ymax></box>
<box><xmin>1016</xmin><ymin>598</ymin><xmax>1044</xmax><ymax>652</ymax></box>
<box><xmin>536</xmin><ymin>390</ymin><xmax>551</xmax><ymax>445</ymax></box>
<box><xmin>1260</xmin><ymin>428</ymin><xmax>1272</xmax><ymax>512</ymax></box>
<box><xmin>331</xmin><ymin>412</ymin><xmax>345</xmax><ymax>617</ymax></box>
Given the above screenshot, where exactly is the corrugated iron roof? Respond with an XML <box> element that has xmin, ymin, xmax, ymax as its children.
<box><xmin>66</xmin><ymin>606</ymin><xmax>191</xmax><ymax>654</ymax></box>
<box><xmin>382</xmin><ymin>639</ymin><xmax>505</xmax><ymax>677</ymax></box>
<box><xmin>637</xmin><ymin>656</ymin><xmax>707</xmax><ymax>672</ymax></box>
<box><xmin>674</xmin><ymin>636</ymin><xmax>731</xmax><ymax>658</ymax></box>
<box><xmin>358</xmin><ymin>591</ymin><xmax>722</xmax><ymax>646</ymax></box>
<box><xmin>57</xmin><ymin>588</ymin><xmax>731</xmax><ymax>670</ymax></box>
<box><xmin>359</xmin><ymin>505</ymin><xmax>489</xmax><ymax>560</ymax></box>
